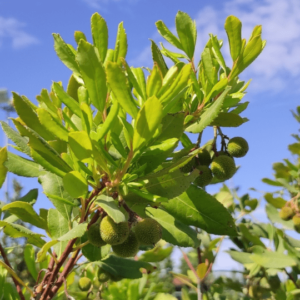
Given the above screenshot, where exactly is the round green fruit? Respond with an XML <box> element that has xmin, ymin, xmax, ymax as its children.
<box><xmin>293</xmin><ymin>215</ymin><xmax>300</xmax><ymax>233</ymax></box>
<box><xmin>100</xmin><ymin>216</ymin><xmax>129</xmax><ymax>245</ymax></box>
<box><xmin>211</xmin><ymin>155</ymin><xmax>236</xmax><ymax>180</ymax></box>
<box><xmin>180</xmin><ymin>157</ymin><xmax>195</xmax><ymax>173</ymax></box>
<box><xmin>98</xmin><ymin>267</ymin><xmax>110</xmax><ymax>283</ymax></box>
<box><xmin>134</xmin><ymin>218</ymin><xmax>162</xmax><ymax>245</ymax></box>
<box><xmin>227</xmin><ymin>137</ymin><xmax>249</xmax><ymax>158</ymax></box>
<box><xmin>78</xmin><ymin>277</ymin><xmax>92</xmax><ymax>291</ymax></box>
<box><xmin>197</xmin><ymin>149</ymin><xmax>212</xmax><ymax>166</ymax></box>
<box><xmin>87</xmin><ymin>222</ymin><xmax>107</xmax><ymax>247</ymax></box>
<box><xmin>112</xmin><ymin>231</ymin><xmax>140</xmax><ymax>257</ymax></box>
<box><xmin>194</xmin><ymin>165</ymin><xmax>213</xmax><ymax>187</ymax></box>
<box><xmin>279</xmin><ymin>207</ymin><xmax>294</xmax><ymax>221</ymax></box>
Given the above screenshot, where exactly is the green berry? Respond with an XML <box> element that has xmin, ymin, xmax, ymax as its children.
<box><xmin>197</xmin><ymin>149</ymin><xmax>212</xmax><ymax>166</ymax></box>
<box><xmin>180</xmin><ymin>157</ymin><xmax>195</xmax><ymax>173</ymax></box>
<box><xmin>100</xmin><ymin>216</ymin><xmax>129</xmax><ymax>245</ymax></box>
<box><xmin>87</xmin><ymin>222</ymin><xmax>107</xmax><ymax>247</ymax></box>
<box><xmin>134</xmin><ymin>218</ymin><xmax>162</xmax><ymax>245</ymax></box>
<box><xmin>194</xmin><ymin>166</ymin><xmax>213</xmax><ymax>187</ymax></box>
<box><xmin>211</xmin><ymin>155</ymin><xmax>236</xmax><ymax>180</ymax></box>
<box><xmin>279</xmin><ymin>207</ymin><xmax>294</xmax><ymax>221</ymax></box>
<box><xmin>112</xmin><ymin>231</ymin><xmax>140</xmax><ymax>257</ymax></box>
<box><xmin>293</xmin><ymin>215</ymin><xmax>300</xmax><ymax>233</ymax></box>
<box><xmin>78</xmin><ymin>277</ymin><xmax>92</xmax><ymax>291</ymax></box>
<box><xmin>227</xmin><ymin>137</ymin><xmax>249</xmax><ymax>158</ymax></box>
<box><xmin>98</xmin><ymin>267</ymin><xmax>110</xmax><ymax>283</ymax></box>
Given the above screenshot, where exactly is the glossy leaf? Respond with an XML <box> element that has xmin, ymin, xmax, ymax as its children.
<box><xmin>239</xmin><ymin>224</ymin><xmax>265</xmax><ymax>248</ymax></box>
<box><xmin>186</xmin><ymin>87</ymin><xmax>231</xmax><ymax>133</ymax></box>
<box><xmin>227</xmin><ymin>251</ymin><xmax>253</xmax><ymax>264</ymax></box>
<box><xmin>155</xmin><ymin>20</ymin><xmax>182</xmax><ymax>50</ymax></box>
<box><xmin>210</xmin><ymin>112</ymin><xmax>244</xmax><ymax>127</ymax></box>
<box><xmin>201</xmin><ymin>48</ymin><xmax>217</xmax><ymax>86</ymax></box>
<box><xmin>24</xmin><ymin>245</ymin><xmax>38</xmax><ymax>280</ymax></box>
<box><xmin>224</xmin><ymin>16</ymin><xmax>242</xmax><ymax>61</ymax></box>
<box><xmin>197</xmin><ymin>263</ymin><xmax>207</xmax><ymax>280</ymax></box>
<box><xmin>133</xmin><ymin>96</ymin><xmax>163</xmax><ymax>152</ymax></box>
<box><xmin>95</xmin><ymin>195</ymin><xmax>126</xmax><ymax>223</ymax></box>
<box><xmin>2</xmin><ymin>201</ymin><xmax>47</xmax><ymax>230</ymax></box>
<box><xmin>80</xmin><ymin>102</ymin><xmax>93</xmax><ymax>133</ymax></box>
<box><xmin>210</xmin><ymin>34</ymin><xmax>227</xmax><ymax>75</ymax></box>
<box><xmin>63</xmin><ymin>171</ymin><xmax>88</xmax><ymax>198</ymax></box>
<box><xmin>146</xmin><ymin>207</ymin><xmax>199</xmax><ymax>247</ymax></box>
<box><xmin>264</xmin><ymin>193</ymin><xmax>286</xmax><ymax>209</ymax></box>
<box><xmin>76</xmin><ymin>40</ymin><xmax>107</xmax><ymax>113</ymax></box>
<box><xmin>138</xmin><ymin>245</ymin><xmax>173</xmax><ymax>263</ymax></box>
<box><xmin>52</xmin><ymin>33</ymin><xmax>80</xmax><ymax>74</ymax></box>
<box><xmin>106</xmin><ymin>62</ymin><xmax>138</xmax><ymax>118</ymax></box>
<box><xmin>175</xmin><ymin>11</ymin><xmax>196</xmax><ymax>59</ymax></box>
<box><xmin>147</xmin><ymin>63</ymin><xmax>163</xmax><ymax>97</ymax></box>
<box><xmin>0</xmin><ymin>147</ymin><xmax>7</xmax><ymax>189</ymax></box>
<box><xmin>68</xmin><ymin>131</ymin><xmax>93</xmax><ymax>160</ymax></box>
<box><xmin>91</xmin><ymin>13</ymin><xmax>108</xmax><ymax>62</ymax></box>
<box><xmin>114</xmin><ymin>22</ymin><xmax>127</xmax><ymax>62</ymax></box>
<box><xmin>163</xmin><ymin>185</ymin><xmax>237</xmax><ymax>236</ymax></box>
<box><xmin>150</xmin><ymin>40</ymin><xmax>168</xmax><ymax>76</ymax></box>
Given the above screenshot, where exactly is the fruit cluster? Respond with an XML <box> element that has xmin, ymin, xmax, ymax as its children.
<box><xmin>87</xmin><ymin>216</ymin><xmax>162</xmax><ymax>258</ymax></box>
<box><xmin>279</xmin><ymin>206</ymin><xmax>300</xmax><ymax>233</ymax></box>
<box><xmin>181</xmin><ymin>137</ymin><xmax>249</xmax><ymax>187</ymax></box>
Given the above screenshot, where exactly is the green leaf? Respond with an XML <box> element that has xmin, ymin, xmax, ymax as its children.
<box><xmin>39</xmin><ymin>172</ymin><xmax>73</xmax><ymax>221</ymax></box>
<box><xmin>210</xmin><ymin>34</ymin><xmax>227</xmax><ymax>75</ymax></box>
<box><xmin>63</xmin><ymin>171</ymin><xmax>88</xmax><ymax>198</ymax></box>
<box><xmin>230</xmin><ymin>102</ymin><xmax>249</xmax><ymax>114</ymax></box>
<box><xmin>146</xmin><ymin>207</ymin><xmax>199</xmax><ymax>247</ymax></box>
<box><xmin>131</xmin><ymin>67</ymin><xmax>147</xmax><ymax>103</ymax></box>
<box><xmin>80</xmin><ymin>102</ymin><xmax>93</xmax><ymax>133</ymax></box>
<box><xmin>265</xmin><ymin>204</ymin><xmax>294</xmax><ymax>230</ymax></box>
<box><xmin>250</xmin><ymin>251</ymin><xmax>297</xmax><ymax>269</ymax></box>
<box><xmin>81</xmin><ymin>234</ymin><xmax>110</xmax><ymax>261</ymax></box>
<box><xmin>205</xmin><ymin>78</ymin><xmax>228</xmax><ymax>103</ymax></box>
<box><xmin>133</xmin><ymin>96</ymin><xmax>163</xmax><ymax>152</ymax></box>
<box><xmin>201</xmin><ymin>48</ymin><xmax>217</xmax><ymax>86</ymax></box>
<box><xmin>262</xmin><ymin>178</ymin><xmax>283</xmax><ymax>187</ymax></box>
<box><xmin>224</xmin><ymin>16</ymin><xmax>242</xmax><ymax>61</ymax></box>
<box><xmin>76</xmin><ymin>40</ymin><xmax>107</xmax><ymax>113</ymax></box>
<box><xmin>68</xmin><ymin>131</ymin><xmax>93</xmax><ymax>161</ymax></box>
<box><xmin>264</xmin><ymin>193</ymin><xmax>286</xmax><ymax>209</ymax></box>
<box><xmin>2</xmin><ymin>201</ymin><xmax>47</xmax><ymax>230</ymax></box>
<box><xmin>0</xmin><ymin>147</ymin><xmax>7</xmax><ymax>189</ymax></box>
<box><xmin>12</xmin><ymin>93</ymin><xmax>54</xmax><ymax>141</ymax></box>
<box><xmin>106</xmin><ymin>62</ymin><xmax>138</xmax><ymax>118</ymax></box>
<box><xmin>227</xmin><ymin>251</ymin><xmax>253</xmax><ymax>264</ymax></box>
<box><xmin>24</xmin><ymin>244</ymin><xmax>38</xmax><ymax>280</ymax></box>
<box><xmin>91</xmin><ymin>13</ymin><xmax>108</xmax><ymax>63</ymax></box>
<box><xmin>210</xmin><ymin>112</ymin><xmax>244</xmax><ymax>127</ymax></box>
<box><xmin>37</xmin><ymin>223</ymin><xmax>88</xmax><ymax>262</ymax></box>
<box><xmin>98</xmin><ymin>255</ymin><xmax>153</xmax><ymax>279</ymax></box>
<box><xmin>163</xmin><ymin>185</ymin><xmax>237</xmax><ymax>236</ymax></box>
<box><xmin>52</xmin><ymin>82</ymin><xmax>81</xmax><ymax>117</ymax></box>
<box><xmin>47</xmin><ymin>209</ymin><xmax>69</xmax><ymax>258</ymax></box>
<box><xmin>0</xmin><ymin>121</ymin><xmax>30</xmax><ymax>156</ymax></box>
<box><xmin>186</xmin><ymin>87</ymin><xmax>231</xmax><ymax>133</ymax></box>
<box><xmin>96</xmin><ymin>102</ymin><xmax>119</xmax><ymax>141</ymax></box>
<box><xmin>155</xmin><ymin>20</ymin><xmax>182</xmax><ymax>50</ymax></box>
<box><xmin>0</xmin><ymin>221</ymin><xmax>45</xmax><ymax>248</ymax></box>
<box><xmin>139</xmin><ymin>245</ymin><xmax>173</xmax><ymax>263</ymax></box>
<box><xmin>52</xmin><ymin>33</ymin><xmax>80</xmax><ymax>74</ymax></box>
<box><xmin>154</xmin><ymin>294</ymin><xmax>177</xmax><ymax>300</ymax></box>
<box><xmin>239</xmin><ymin>224</ymin><xmax>265</xmax><ymax>248</ymax></box>
<box><xmin>175</xmin><ymin>11</ymin><xmax>196</xmax><ymax>59</ymax></box>
<box><xmin>37</xmin><ymin>108</ymin><xmax>69</xmax><ymax>141</ymax></box>
<box><xmin>151</xmin><ymin>40</ymin><xmax>168</xmax><ymax>77</ymax></box>
<box><xmin>147</xmin><ymin>63</ymin><xmax>163</xmax><ymax>97</ymax></box>
<box><xmin>74</xmin><ymin>31</ymin><xmax>87</xmax><ymax>44</ymax></box>
<box><xmin>95</xmin><ymin>195</ymin><xmax>126</xmax><ymax>223</ymax></box>
<box><xmin>114</xmin><ymin>22</ymin><xmax>127</xmax><ymax>62</ymax></box>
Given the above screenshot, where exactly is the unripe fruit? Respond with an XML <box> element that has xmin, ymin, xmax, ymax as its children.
<box><xmin>100</xmin><ymin>216</ymin><xmax>129</xmax><ymax>245</ymax></box>
<box><xmin>112</xmin><ymin>231</ymin><xmax>140</xmax><ymax>257</ymax></box>
<box><xmin>180</xmin><ymin>157</ymin><xmax>195</xmax><ymax>173</ymax></box>
<box><xmin>98</xmin><ymin>267</ymin><xmax>110</xmax><ymax>283</ymax></box>
<box><xmin>87</xmin><ymin>222</ymin><xmax>107</xmax><ymax>247</ymax></box>
<box><xmin>197</xmin><ymin>149</ymin><xmax>212</xmax><ymax>166</ymax></box>
<box><xmin>227</xmin><ymin>137</ymin><xmax>249</xmax><ymax>158</ymax></box>
<box><xmin>194</xmin><ymin>166</ymin><xmax>213</xmax><ymax>187</ymax></box>
<box><xmin>78</xmin><ymin>277</ymin><xmax>92</xmax><ymax>291</ymax></box>
<box><xmin>279</xmin><ymin>207</ymin><xmax>294</xmax><ymax>221</ymax></box>
<box><xmin>293</xmin><ymin>215</ymin><xmax>300</xmax><ymax>233</ymax></box>
<box><xmin>211</xmin><ymin>155</ymin><xmax>236</xmax><ymax>180</ymax></box>
<box><xmin>134</xmin><ymin>218</ymin><xmax>162</xmax><ymax>245</ymax></box>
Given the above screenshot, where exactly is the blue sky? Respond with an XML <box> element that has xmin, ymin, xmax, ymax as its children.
<box><xmin>0</xmin><ymin>0</ymin><xmax>300</xmax><ymax>272</ymax></box>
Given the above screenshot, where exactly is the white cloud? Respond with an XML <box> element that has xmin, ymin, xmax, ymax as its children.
<box><xmin>0</xmin><ymin>16</ymin><xmax>39</xmax><ymax>49</ymax></box>
<box><xmin>82</xmin><ymin>0</ymin><xmax>137</xmax><ymax>10</ymax></box>
<box><xmin>134</xmin><ymin>0</ymin><xmax>300</xmax><ymax>93</ymax></box>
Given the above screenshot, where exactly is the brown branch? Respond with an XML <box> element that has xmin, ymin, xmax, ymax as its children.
<box><xmin>0</xmin><ymin>242</ymin><xmax>26</xmax><ymax>300</ymax></box>
<box><xmin>285</xmin><ymin>269</ymin><xmax>299</xmax><ymax>289</ymax></box>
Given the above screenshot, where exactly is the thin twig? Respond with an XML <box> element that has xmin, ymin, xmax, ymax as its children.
<box><xmin>285</xmin><ymin>269</ymin><xmax>299</xmax><ymax>288</ymax></box>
